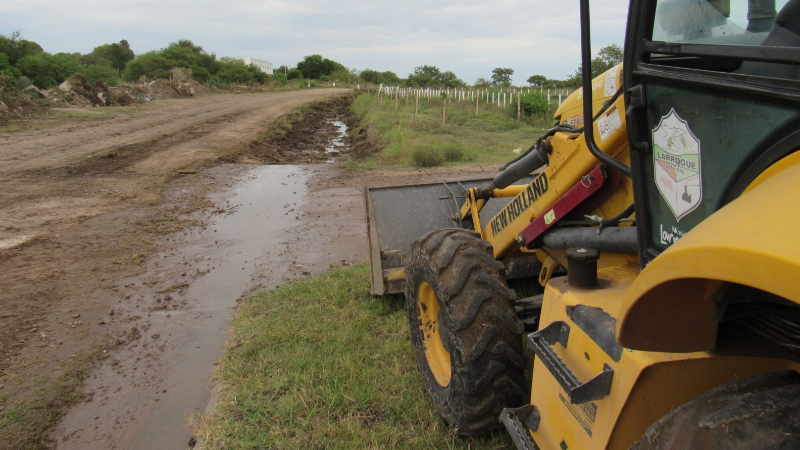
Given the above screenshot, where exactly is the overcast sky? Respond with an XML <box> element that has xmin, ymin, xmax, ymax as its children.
<box><xmin>2</xmin><ymin>0</ymin><xmax>629</xmax><ymax>85</ymax></box>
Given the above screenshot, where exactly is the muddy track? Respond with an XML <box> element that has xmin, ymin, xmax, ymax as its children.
<box><xmin>0</xmin><ymin>87</ymin><xmax>499</xmax><ymax>450</ymax></box>
<box><xmin>0</xmin><ymin>88</ymin><xmax>351</xmax><ymax>449</ymax></box>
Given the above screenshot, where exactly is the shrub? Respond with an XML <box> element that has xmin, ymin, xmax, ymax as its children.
<box><xmin>123</xmin><ymin>51</ymin><xmax>172</xmax><ymax>82</ymax></box>
<box><xmin>17</xmin><ymin>52</ymin><xmax>81</xmax><ymax>89</ymax></box>
<box><xmin>272</xmin><ymin>73</ymin><xmax>288</xmax><ymax>85</ymax></box>
<box><xmin>518</xmin><ymin>92</ymin><xmax>549</xmax><ymax>117</ymax></box>
<box><xmin>411</xmin><ymin>147</ymin><xmax>444</xmax><ymax>167</ymax></box>
<box><xmin>442</xmin><ymin>143</ymin><xmax>465</xmax><ymax>162</ymax></box>
<box><xmin>287</xmin><ymin>68</ymin><xmax>303</xmax><ymax>80</ymax></box>
<box><xmin>216</xmin><ymin>58</ymin><xmax>255</xmax><ymax>84</ymax></box>
<box><xmin>81</xmin><ymin>64</ymin><xmax>120</xmax><ymax>85</ymax></box>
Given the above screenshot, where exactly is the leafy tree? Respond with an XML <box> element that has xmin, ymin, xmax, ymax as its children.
<box><xmin>87</xmin><ymin>40</ymin><xmax>135</xmax><ymax>71</ymax></box>
<box><xmin>491</xmin><ymin>67</ymin><xmax>514</xmax><ymax>86</ymax></box>
<box><xmin>568</xmin><ymin>43</ymin><xmax>624</xmax><ymax>87</ymax></box>
<box><xmin>518</xmin><ymin>92</ymin><xmax>550</xmax><ymax>117</ymax></box>
<box><xmin>249</xmin><ymin>65</ymin><xmax>269</xmax><ymax>84</ymax></box>
<box><xmin>81</xmin><ymin>64</ymin><xmax>120</xmax><ymax>85</ymax></box>
<box><xmin>381</xmin><ymin>71</ymin><xmax>399</xmax><ymax>84</ymax></box>
<box><xmin>359</xmin><ymin>69</ymin><xmax>382</xmax><ymax>84</ymax></box>
<box><xmin>474</xmin><ymin>77</ymin><xmax>491</xmax><ymax>88</ymax></box>
<box><xmin>406</xmin><ymin>65</ymin><xmax>442</xmax><ymax>87</ymax></box>
<box><xmin>328</xmin><ymin>67</ymin><xmax>358</xmax><ymax>84</ymax></box>
<box><xmin>0</xmin><ymin>32</ymin><xmax>43</xmax><ymax>67</ymax></box>
<box><xmin>122</xmin><ymin>39</ymin><xmax>219</xmax><ymax>83</ymax></box>
<box><xmin>287</xmin><ymin>68</ymin><xmax>303</xmax><ymax>80</ymax></box>
<box><xmin>217</xmin><ymin>57</ymin><xmax>257</xmax><ymax>83</ymax></box>
<box><xmin>527</xmin><ymin>74</ymin><xmax>547</xmax><ymax>87</ymax></box>
<box><xmin>79</xmin><ymin>53</ymin><xmax>113</xmax><ymax>68</ymax></box>
<box><xmin>276</xmin><ymin>65</ymin><xmax>289</xmax><ymax>76</ymax></box>
<box><xmin>0</xmin><ymin>52</ymin><xmax>22</xmax><ymax>78</ymax></box>
<box><xmin>359</xmin><ymin>69</ymin><xmax>400</xmax><ymax>85</ymax></box>
<box><xmin>296</xmin><ymin>54</ymin><xmax>344</xmax><ymax>80</ymax></box>
<box><xmin>17</xmin><ymin>52</ymin><xmax>81</xmax><ymax>88</ymax></box>
<box><xmin>272</xmin><ymin>72</ymin><xmax>288</xmax><ymax>85</ymax></box>
<box><xmin>122</xmin><ymin>51</ymin><xmax>173</xmax><ymax>82</ymax></box>
<box><xmin>440</xmin><ymin>70</ymin><xmax>465</xmax><ymax>88</ymax></box>
<box><xmin>159</xmin><ymin>39</ymin><xmax>218</xmax><ymax>82</ymax></box>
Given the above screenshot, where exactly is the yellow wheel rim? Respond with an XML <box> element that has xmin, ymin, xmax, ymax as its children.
<box><xmin>418</xmin><ymin>281</ymin><xmax>451</xmax><ymax>387</ymax></box>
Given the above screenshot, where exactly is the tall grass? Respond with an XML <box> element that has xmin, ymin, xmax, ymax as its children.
<box><xmin>348</xmin><ymin>92</ymin><xmax>557</xmax><ymax>169</ymax></box>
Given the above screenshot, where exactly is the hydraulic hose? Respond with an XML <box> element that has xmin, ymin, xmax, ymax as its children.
<box><xmin>489</xmin><ymin>146</ymin><xmax>549</xmax><ymax>191</ymax></box>
<box><xmin>580</xmin><ymin>0</ymin><xmax>632</xmax><ymax>178</ymax></box>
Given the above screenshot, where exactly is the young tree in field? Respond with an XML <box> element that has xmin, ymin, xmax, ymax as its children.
<box><xmin>359</xmin><ymin>69</ymin><xmax>382</xmax><ymax>84</ymax></box>
<box><xmin>440</xmin><ymin>70</ymin><xmax>465</xmax><ymax>88</ymax></box>
<box><xmin>527</xmin><ymin>74</ymin><xmax>546</xmax><ymax>87</ymax></box>
<box><xmin>491</xmin><ymin>67</ymin><xmax>514</xmax><ymax>86</ymax></box>
<box><xmin>474</xmin><ymin>77</ymin><xmax>491</xmax><ymax>88</ymax></box>
<box><xmin>406</xmin><ymin>65</ymin><xmax>442</xmax><ymax>87</ymax></box>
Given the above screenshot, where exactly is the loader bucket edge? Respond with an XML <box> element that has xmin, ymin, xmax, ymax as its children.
<box><xmin>365</xmin><ymin>177</ymin><xmax>535</xmax><ymax>296</ymax></box>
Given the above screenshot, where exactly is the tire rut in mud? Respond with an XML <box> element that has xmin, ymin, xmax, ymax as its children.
<box><xmin>228</xmin><ymin>92</ymin><xmax>381</xmax><ymax>164</ymax></box>
<box><xmin>22</xmin><ymin>110</ymin><xmax>252</xmax><ymax>179</ymax></box>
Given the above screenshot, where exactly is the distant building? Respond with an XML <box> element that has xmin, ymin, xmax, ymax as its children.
<box><xmin>242</xmin><ymin>58</ymin><xmax>274</xmax><ymax>75</ymax></box>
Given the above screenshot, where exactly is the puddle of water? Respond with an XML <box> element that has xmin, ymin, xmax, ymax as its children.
<box><xmin>324</xmin><ymin>119</ymin><xmax>348</xmax><ymax>156</ymax></box>
<box><xmin>131</xmin><ymin>165</ymin><xmax>308</xmax><ymax>449</ymax></box>
<box><xmin>58</xmin><ymin>165</ymin><xmax>310</xmax><ymax>450</ymax></box>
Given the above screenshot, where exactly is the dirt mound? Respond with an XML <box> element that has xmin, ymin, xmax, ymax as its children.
<box><xmin>349</xmin><ymin>121</ymin><xmax>384</xmax><ymax>158</ymax></box>
<box><xmin>45</xmin><ymin>75</ymin><xmax>208</xmax><ymax>108</ymax></box>
<box><xmin>0</xmin><ymin>76</ymin><xmax>44</xmax><ymax>118</ymax></box>
<box><xmin>229</xmin><ymin>93</ymin><xmax>362</xmax><ymax>164</ymax></box>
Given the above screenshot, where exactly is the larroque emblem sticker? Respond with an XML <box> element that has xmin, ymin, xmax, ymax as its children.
<box><xmin>652</xmin><ymin>109</ymin><xmax>702</xmax><ymax>222</ymax></box>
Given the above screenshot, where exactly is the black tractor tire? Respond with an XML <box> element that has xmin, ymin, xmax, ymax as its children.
<box><xmin>405</xmin><ymin>228</ymin><xmax>526</xmax><ymax>435</ymax></box>
<box><xmin>631</xmin><ymin>370</ymin><xmax>800</xmax><ymax>450</ymax></box>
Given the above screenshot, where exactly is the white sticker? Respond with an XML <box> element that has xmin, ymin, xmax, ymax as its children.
<box><xmin>604</xmin><ymin>66</ymin><xmax>619</xmax><ymax>97</ymax></box>
<box><xmin>652</xmin><ymin>109</ymin><xmax>702</xmax><ymax>222</ymax></box>
<box><xmin>597</xmin><ymin>105</ymin><xmax>622</xmax><ymax>142</ymax></box>
<box><xmin>544</xmin><ymin>210</ymin><xmax>556</xmax><ymax>225</ymax></box>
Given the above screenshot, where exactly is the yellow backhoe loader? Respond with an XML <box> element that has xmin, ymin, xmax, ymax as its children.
<box><xmin>365</xmin><ymin>0</ymin><xmax>800</xmax><ymax>447</ymax></box>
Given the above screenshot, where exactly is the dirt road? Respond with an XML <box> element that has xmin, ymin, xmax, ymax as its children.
<box><xmin>0</xmin><ymin>88</ymin><xmax>497</xmax><ymax>449</ymax></box>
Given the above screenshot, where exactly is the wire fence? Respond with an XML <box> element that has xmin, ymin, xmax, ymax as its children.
<box><xmin>366</xmin><ymin>85</ymin><xmax>575</xmax><ymax>108</ymax></box>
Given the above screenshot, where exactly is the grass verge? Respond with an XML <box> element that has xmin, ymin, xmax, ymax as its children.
<box><xmin>346</xmin><ymin>92</ymin><xmax>558</xmax><ymax>170</ymax></box>
<box><xmin>193</xmin><ymin>263</ymin><xmax>516</xmax><ymax>449</ymax></box>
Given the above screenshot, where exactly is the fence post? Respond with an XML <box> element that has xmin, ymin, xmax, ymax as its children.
<box><xmin>415</xmin><ymin>95</ymin><xmax>419</xmax><ymax>124</ymax></box>
<box><xmin>518</xmin><ymin>93</ymin><xmax>521</xmax><ymax>125</ymax></box>
<box><xmin>441</xmin><ymin>97</ymin><xmax>446</xmax><ymax>130</ymax></box>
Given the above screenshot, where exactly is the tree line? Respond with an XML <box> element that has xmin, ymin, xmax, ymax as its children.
<box><xmin>0</xmin><ymin>31</ymin><xmax>622</xmax><ymax>92</ymax></box>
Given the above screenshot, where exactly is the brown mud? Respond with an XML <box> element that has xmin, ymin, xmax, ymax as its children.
<box><xmin>0</xmin><ymin>88</ymin><xmax>497</xmax><ymax>449</ymax></box>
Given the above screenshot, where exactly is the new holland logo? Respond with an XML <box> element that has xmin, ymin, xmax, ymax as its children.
<box><xmin>652</xmin><ymin>109</ymin><xmax>702</xmax><ymax>222</ymax></box>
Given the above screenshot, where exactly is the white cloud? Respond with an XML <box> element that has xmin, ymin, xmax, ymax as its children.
<box><xmin>0</xmin><ymin>0</ymin><xmax>629</xmax><ymax>83</ymax></box>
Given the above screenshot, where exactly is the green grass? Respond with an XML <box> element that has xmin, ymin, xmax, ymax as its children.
<box><xmin>194</xmin><ymin>263</ymin><xmax>516</xmax><ymax>449</ymax></box>
<box><xmin>346</xmin><ymin>92</ymin><xmax>558</xmax><ymax>170</ymax></box>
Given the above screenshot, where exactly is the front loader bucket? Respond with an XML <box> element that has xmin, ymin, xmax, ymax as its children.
<box><xmin>365</xmin><ymin>177</ymin><xmax>534</xmax><ymax>295</ymax></box>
